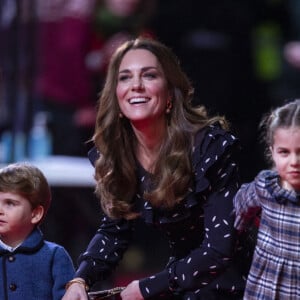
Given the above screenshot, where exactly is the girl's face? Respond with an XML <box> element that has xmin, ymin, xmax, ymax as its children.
<box><xmin>116</xmin><ymin>49</ymin><xmax>170</xmax><ymax>127</ymax></box>
<box><xmin>271</xmin><ymin>127</ymin><xmax>300</xmax><ymax>191</ymax></box>
<box><xmin>0</xmin><ymin>192</ymin><xmax>42</xmax><ymax>247</ymax></box>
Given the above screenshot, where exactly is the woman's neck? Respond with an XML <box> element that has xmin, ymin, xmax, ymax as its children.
<box><xmin>133</xmin><ymin>124</ymin><xmax>166</xmax><ymax>172</ymax></box>
<box><xmin>136</xmin><ymin>141</ymin><xmax>160</xmax><ymax>172</ymax></box>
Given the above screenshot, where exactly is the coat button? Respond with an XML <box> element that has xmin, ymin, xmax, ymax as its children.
<box><xmin>9</xmin><ymin>283</ymin><xmax>17</xmax><ymax>291</ymax></box>
<box><xmin>8</xmin><ymin>256</ymin><xmax>15</xmax><ymax>262</ymax></box>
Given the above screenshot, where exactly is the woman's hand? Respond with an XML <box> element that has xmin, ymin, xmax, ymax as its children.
<box><xmin>120</xmin><ymin>280</ymin><xmax>144</xmax><ymax>300</ymax></box>
<box><xmin>62</xmin><ymin>281</ymin><xmax>88</xmax><ymax>300</ymax></box>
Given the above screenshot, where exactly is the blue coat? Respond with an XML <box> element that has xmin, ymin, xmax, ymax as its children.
<box><xmin>0</xmin><ymin>227</ymin><xmax>75</xmax><ymax>300</ymax></box>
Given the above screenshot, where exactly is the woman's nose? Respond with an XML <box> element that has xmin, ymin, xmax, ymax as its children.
<box><xmin>131</xmin><ymin>77</ymin><xmax>143</xmax><ymax>90</ymax></box>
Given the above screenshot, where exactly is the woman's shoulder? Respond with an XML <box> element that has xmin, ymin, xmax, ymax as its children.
<box><xmin>192</xmin><ymin>124</ymin><xmax>240</xmax><ymax>193</ymax></box>
<box><xmin>193</xmin><ymin>123</ymin><xmax>239</xmax><ymax>160</ymax></box>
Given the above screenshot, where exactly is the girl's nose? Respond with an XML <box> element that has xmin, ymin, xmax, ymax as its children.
<box><xmin>290</xmin><ymin>153</ymin><xmax>300</xmax><ymax>165</ymax></box>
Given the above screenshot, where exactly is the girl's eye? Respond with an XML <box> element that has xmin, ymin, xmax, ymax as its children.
<box><xmin>279</xmin><ymin>149</ymin><xmax>289</xmax><ymax>155</ymax></box>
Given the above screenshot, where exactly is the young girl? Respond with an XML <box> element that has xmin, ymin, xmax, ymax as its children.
<box><xmin>233</xmin><ymin>99</ymin><xmax>300</xmax><ymax>299</ymax></box>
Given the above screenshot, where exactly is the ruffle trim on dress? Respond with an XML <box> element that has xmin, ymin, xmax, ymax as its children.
<box><xmin>257</xmin><ymin>170</ymin><xmax>299</xmax><ymax>204</ymax></box>
<box><xmin>141</xmin><ymin>125</ymin><xmax>239</xmax><ymax>225</ymax></box>
<box><xmin>192</xmin><ymin>124</ymin><xmax>238</xmax><ymax>194</ymax></box>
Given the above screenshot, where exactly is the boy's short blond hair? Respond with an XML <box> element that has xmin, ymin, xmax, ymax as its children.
<box><xmin>0</xmin><ymin>162</ymin><xmax>51</xmax><ymax>223</ymax></box>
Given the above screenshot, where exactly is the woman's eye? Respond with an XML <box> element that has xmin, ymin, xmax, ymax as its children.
<box><xmin>144</xmin><ymin>72</ymin><xmax>156</xmax><ymax>79</ymax></box>
<box><xmin>118</xmin><ymin>74</ymin><xmax>130</xmax><ymax>81</ymax></box>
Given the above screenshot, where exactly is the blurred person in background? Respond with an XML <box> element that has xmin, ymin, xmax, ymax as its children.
<box><xmin>86</xmin><ymin>0</ymin><xmax>156</xmax><ymax>103</ymax></box>
<box><xmin>277</xmin><ymin>0</ymin><xmax>300</xmax><ymax>102</ymax></box>
<box><xmin>283</xmin><ymin>0</ymin><xmax>300</xmax><ymax>68</ymax></box>
<box><xmin>34</xmin><ymin>0</ymin><xmax>96</xmax><ymax>156</ymax></box>
<box><xmin>34</xmin><ymin>0</ymin><xmax>156</xmax><ymax>157</ymax></box>
<box><xmin>0</xmin><ymin>0</ymin><xmax>38</xmax><ymax>162</ymax></box>
<box><xmin>284</xmin><ymin>41</ymin><xmax>300</xmax><ymax>69</ymax></box>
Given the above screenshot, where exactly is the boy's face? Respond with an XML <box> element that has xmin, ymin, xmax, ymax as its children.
<box><xmin>0</xmin><ymin>191</ymin><xmax>42</xmax><ymax>247</ymax></box>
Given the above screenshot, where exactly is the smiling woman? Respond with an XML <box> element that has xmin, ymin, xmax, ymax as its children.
<box><xmin>62</xmin><ymin>38</ymin><xmax>247</xmax><ymax>300</ymax></box>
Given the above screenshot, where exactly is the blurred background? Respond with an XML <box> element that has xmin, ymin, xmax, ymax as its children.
<box><xmin>1</xmin><ymin>0</ymin><xmax>300</xmax><ymax>287</ymax></box>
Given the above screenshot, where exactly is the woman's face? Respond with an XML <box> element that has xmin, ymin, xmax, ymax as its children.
<box><xmin>116</xmin><ymin>49</ymin><xmax>170</xmax><ymax>127</ymax></box>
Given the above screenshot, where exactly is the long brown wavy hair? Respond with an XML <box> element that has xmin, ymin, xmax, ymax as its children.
<box><xmin>93</xmin><ymin>37</ymin><xmax>228</xmax><ymax>219</ymax></box>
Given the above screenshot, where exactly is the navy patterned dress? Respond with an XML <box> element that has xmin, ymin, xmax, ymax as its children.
<box><xmin>76</xmin><ymin>125</ymin><xmax>246</xmax><ymax>299</ymax></box>
<box><xmin>234</xmin><ymin>170</ymin><xmax>300</xmax><ymax>300</ymax></box>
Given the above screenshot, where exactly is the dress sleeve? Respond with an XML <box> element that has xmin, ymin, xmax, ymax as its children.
<box><xmin>75</xmin><ymin>215</ymin><xmax>133</xmax><ymax>287</ymax></box>
<box><xmin>76</xmin><ymin>146</ymin><xmax>133</xmax><ymax>286</ymax></box>
<box><xmin>233</xmin><ymin>177</ymin><xmax>262</xmax><ymax>231</ymax></box>
<box><xmin>139</xmin><ymin>126</ymin><xmax>242</xmax><ymax>298</ymax></box>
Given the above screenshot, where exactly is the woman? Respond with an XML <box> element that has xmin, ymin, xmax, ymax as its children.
<box><xmin>63</xmin><ymin>38</ymin><xmax>246</xmax><ymax>300</ymax></box>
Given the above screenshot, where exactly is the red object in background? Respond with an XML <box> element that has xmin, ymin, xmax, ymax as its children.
<box><xmin>36</xmin><ymin>17</ymin><xmax>93</xmax><ymax>108</ymax></box>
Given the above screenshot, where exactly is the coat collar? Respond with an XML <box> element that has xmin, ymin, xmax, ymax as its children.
<box><xmin>0</xmin><ymin>227</ymin><xmax>44</xmax><ymax>255</ymax></box>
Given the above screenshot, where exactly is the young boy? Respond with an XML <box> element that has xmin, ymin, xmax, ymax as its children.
<box><xmin>0</xmin><ymin>162</ymin><xmax>75</xmax><ymax>300</ymax></box>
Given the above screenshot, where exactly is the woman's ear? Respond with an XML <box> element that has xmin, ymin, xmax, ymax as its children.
<box><xmin>31</xmin><ymin>205</ymin><xmax>44</xmax><ymax>224</ymax></box>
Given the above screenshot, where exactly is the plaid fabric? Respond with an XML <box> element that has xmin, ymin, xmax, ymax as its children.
<box><xmin>234</xmin><ymin>170</ymin><xmax>300</xmax><ymax>300</ymax></box>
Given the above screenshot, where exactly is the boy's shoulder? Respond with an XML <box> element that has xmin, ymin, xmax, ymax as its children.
<box><xmin>20</xmin><ymin>228</ymin><xmax>70</xmax><ymax>258</ymax></box>
<box><xmin>42</xmin><ymin>240</ymin><xmax>72</xmax><ymax>257</ymax></box>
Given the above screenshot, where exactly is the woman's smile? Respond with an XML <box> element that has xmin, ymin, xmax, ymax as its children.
<box><xmin>128</xmin><ymin>97</ymin><xmax>150</xmax><ymax>104</ymax></box>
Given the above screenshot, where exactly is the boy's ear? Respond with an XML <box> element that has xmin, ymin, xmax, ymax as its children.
<box><xmin>31</xmin><ymin>205</ymin><xmax>44</xmax><ymax>224</ymax></box>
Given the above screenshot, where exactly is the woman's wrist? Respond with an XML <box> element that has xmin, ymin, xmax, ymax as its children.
<box><xmin>65</xmin><ymin>277</ymin><xmax>89</xmax><ymax>292</ymax></box>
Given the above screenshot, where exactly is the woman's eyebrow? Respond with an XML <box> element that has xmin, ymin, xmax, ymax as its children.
<box><xmin>119</xmin><ymin>66</ymin><xmax>158</xmax><ymax>74</ymax></box>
